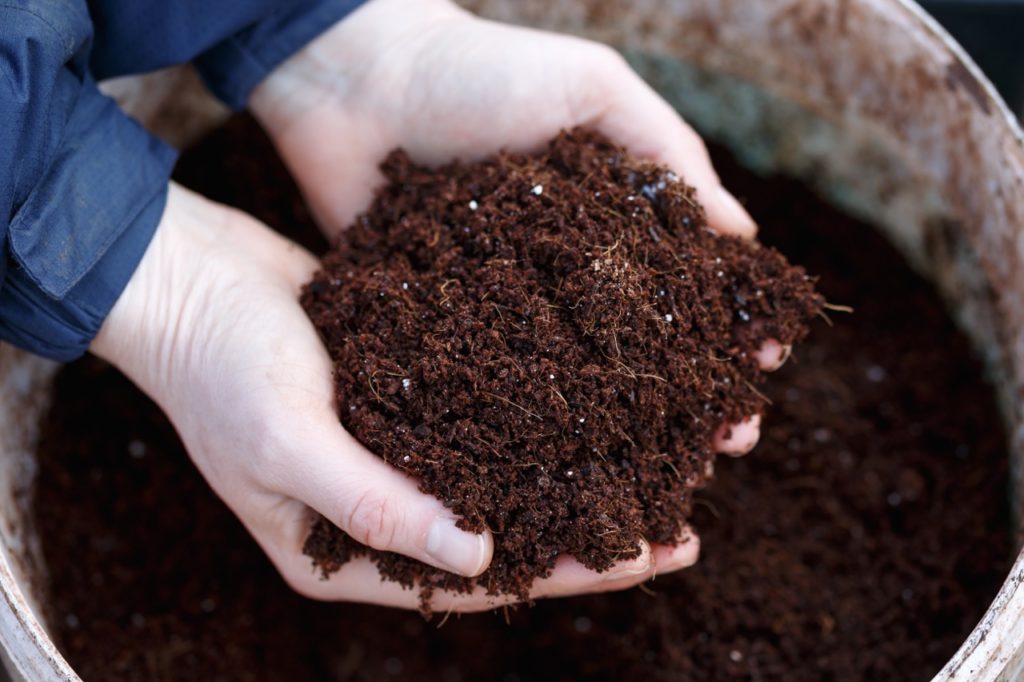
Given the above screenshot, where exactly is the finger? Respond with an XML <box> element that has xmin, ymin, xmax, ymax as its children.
<box><xmin>273</xmin><ymin>552</ymin><xmax>437</xmax><ymax>608</ymax></box>
<box><xmin>755</xmin><ymin>338</ymin><xmax>791</xmax><ymax>371</ymax></box>
<box><xmin>434</xmin><ymin>533</ymin><xmax>697</xmax><ymax>608</ymax></box>
<box><xmin>650</xmin><ymin>530</ymin><xmax>701</xmax><ymax>579</ymax></box>
<box><xmin>428</xmin><ymin>540</ymin><xmax>663</xmax><ymax>612</ymax></box>
<box><xmin>276</xmin><ymin>416</ymin><xmax>493</xmax><ymax>578</ymax></box>
<box><xmin>275</xmin><ymin>545</ymin><xmax>655</xmax><ymax>610</ymax></box>
<box><xmin>530</xmin><ymin>540</ymin><xmax>656</xmax><ymax>598</ymax></box>
<box><xmin>278</xmin><ymin>536</ymin><xmax>688</xmax><ymax>612</ymax></box>
<box><xmin>714</xmin><ymin>414</ymin><xmax>762</xmax><ymax>456</ymax></box>
<box><xmin>251</xmin><ymin>220</ymin><xmax>322</xmax><ymax>290</ymax></box>
<box><xmin>583</xmin><ymin>53</ymin><xmax>757</xmax><ymax>239</ymax></box>
<box><xmin>210</xmin><ymin>196</ymin><xmax>323</xmax><ymax>291</ymax></box>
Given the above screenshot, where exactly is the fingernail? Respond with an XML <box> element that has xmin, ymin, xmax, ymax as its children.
<box><xmin>717</xmin><ymin>187</ymin><xmax>757</xmax><ymax>238</ymax></box>
<box><xmin>426</xmin><ymin>517</ymin><xmax>488</xmax><ymax>577</ymax></box>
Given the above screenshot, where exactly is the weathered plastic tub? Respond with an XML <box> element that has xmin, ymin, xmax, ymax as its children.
<box><xmin>1</xmin><ymin>0</ymin><xmax>1022</xmax><ymax>679</ymax></box>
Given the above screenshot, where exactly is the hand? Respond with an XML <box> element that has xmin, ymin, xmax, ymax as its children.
<box><xmin>250</xmin><ymin>0</ymin><xmax>758</xmax><ymax>240</ymax></box>
<box><xmin>243</xmin><ymin>0</ymin><xmax>785</xmax><ymax>605</ymax></box>
<box><xmin>251</xmin><ymin>0</ymin><xmax>786</xmax><ymax>384</ymax></box>
<box><xmin>92</xmin><ymin>184</ymin><xmax>700</xmax><ymax>610</ymax></box>
<box><xmin>249</xmin><ymin>0</ymin><xmax>784</xmax><ymax>377</ymax></box>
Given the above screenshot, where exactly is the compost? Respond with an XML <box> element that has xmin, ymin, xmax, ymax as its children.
<box><xmin>300</xmin><ymin>128</ymin><xmax>821</xmax><ymax>600</ymax></box>
<box><xmin>33</xmin><ymin>116</ymin><xmax>1011</xmax><ymax>681</ymax></box>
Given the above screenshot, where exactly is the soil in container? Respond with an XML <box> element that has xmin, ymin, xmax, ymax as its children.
<box><xmin>32</xmin><ymin>115</ymin><xmax>1012</xmax><ymax>681</ymax></box>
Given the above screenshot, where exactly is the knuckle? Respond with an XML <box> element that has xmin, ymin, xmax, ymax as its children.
<box><xmin>583</xmin><ymin>44</ymin><xmax>632</xmax><ymax>97</ymax></box>
<box><xmin>587</xmin><ymin>42</ymin><xmax>629</xmax><ymax>75</ymax></box>
<box><xmin>344</xmin><ymin>491</ymin><xmax>400</xmax><ymax>550</ymax></box>
<box><xmin>566</xmin><ymin>43</ymin><xmax>632</xmax><ymax>121</ymax></box>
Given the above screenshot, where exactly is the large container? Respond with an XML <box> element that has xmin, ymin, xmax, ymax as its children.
<box><xmin>2</xmin><ymin>0</ymin><xmax>1023</xmax><ymax>679</ymax></box>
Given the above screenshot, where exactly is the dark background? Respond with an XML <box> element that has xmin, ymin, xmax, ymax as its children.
<box><xmin>921</xmin><ymin>0</ymin><xmax>1024</xmax><ymax>117</ymax></box>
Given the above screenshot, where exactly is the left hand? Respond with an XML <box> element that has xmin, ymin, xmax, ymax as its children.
<box><xmin>250</xmin><ymin>0</ymin><xmax>757</xmax><ymax>240</ymax></box>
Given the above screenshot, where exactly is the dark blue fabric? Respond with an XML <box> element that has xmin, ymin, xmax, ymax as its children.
<box><xmin>91</xmin><ymin>0</ymin><xmax>365</xmax><ymax>110</ymax></box>
<box><xmin>195</xmin><ymin>0</ymin><xmax>365</xmax><ymax>110</ymax></box>
<box><xmin>0</xmin><ymin>0</ymin><xmax>362</xmax><ymax>361</ymax></box>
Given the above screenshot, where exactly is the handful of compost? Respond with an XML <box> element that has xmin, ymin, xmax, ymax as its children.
<box><xmin>301</xmin><ymin>129</ymin><xmax>823</xmax><ymax>608</ymax></box>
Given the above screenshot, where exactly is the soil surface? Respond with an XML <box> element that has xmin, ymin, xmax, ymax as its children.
<box><xmin>301</xmin><ymin>129</ymin><xmax>821</xmax><ymax>600</ymax></box>
<box><xmin>33</xmin><ymin>116</ymin><xmax>1012</xmax><ymax>681</ymax></box>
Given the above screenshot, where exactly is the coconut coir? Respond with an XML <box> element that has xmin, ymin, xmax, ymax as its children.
<box><xmin>32</xmin><ymin>116</ymin><xmax>1012</xmax><ymax>680</ymax></box>
<box><xmin>300</xmin><ymin>129</ymin><xmax>822</xmax><ymax>600</ymax></box>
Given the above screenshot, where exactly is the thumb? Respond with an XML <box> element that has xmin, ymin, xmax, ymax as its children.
<box><xmin>276</xmin><ymin>413</ymin><xmax>494</xmax><ymax>578</ymax></box>
<box><xmin>582</xmin><ymin>51</ymin><xmax>757</xmax><ymax>239</ymax></box>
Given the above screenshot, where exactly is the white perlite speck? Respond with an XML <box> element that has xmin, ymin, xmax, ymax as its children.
<box><xmin>468</xmin><ymin>200</ymin><xmax>478</xmax><ymax>210</ymax></box>
<box><xmin>531</xmin><ymin>184</ymin><xmax>544</xmax><ymax>195</ymax></box>
<box><xmin>664</xmin><ymin>314</ymin><xmax>673</xmax><ymax>322</ymax></box>
<box><xmin>401</xmin><ymin>378</ymin><xmax>411</xmax><ymax>390</ymax></box>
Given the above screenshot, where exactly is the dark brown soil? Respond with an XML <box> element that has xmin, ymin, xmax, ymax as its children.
<box><xmin>301</xmin><ymin>129</ymin><xmax>822</xmax><ymax>600</ymax></box>
<box><xmin>32</xmin><ymin>115</ymin><xmax>1012</xmax><ymax>681</ymax></box>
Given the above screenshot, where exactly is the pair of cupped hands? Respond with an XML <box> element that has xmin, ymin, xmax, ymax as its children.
<box><xmin>92</xmin><ymin>0</ymin><xmax>785</xmax><ymax>611</ymax></box>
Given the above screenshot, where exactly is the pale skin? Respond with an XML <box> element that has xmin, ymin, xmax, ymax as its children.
<box><xmin>92</xmin><ymin>0</ymin><xmax>785</xmax><ymax>612</ymax></box>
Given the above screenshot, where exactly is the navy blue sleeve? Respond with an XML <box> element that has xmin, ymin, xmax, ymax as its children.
<box><xmin>1</xmin><ymin>0</ymin><xmax>363</xmax><ymax>361</ymax></box>
<box><xmin>90</xmin><ymin>0</ymin><xmax>365</xmax><ymax>109</ymax></box>
<box><xmin>0</xmin><ymin>2</ymin><xmax>176</xmax><ymax>361</ymax></box>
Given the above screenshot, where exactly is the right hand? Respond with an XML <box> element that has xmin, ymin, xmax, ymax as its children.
<box><xmin>90</xmin><ymin>183</ymin><xmax>706</xmax><ymax>611</ymax></box>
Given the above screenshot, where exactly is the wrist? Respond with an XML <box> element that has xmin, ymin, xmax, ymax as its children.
<box><xmin>91</xmin><ymin>183</ymin><xmax>318</xmax><ymax>420</ymax></box>
<box><xmin>91</xmin><ymin>184</ymin><xmax>226</xmax><ymax>403</ymax></box>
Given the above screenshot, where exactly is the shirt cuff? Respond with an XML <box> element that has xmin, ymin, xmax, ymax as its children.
<box><xmin>0</xmin><ymin>188</ymin><xmax>167</xmax><ymax>362</ymax></box>
<box><xmin>194</xmin><ymin>0</ymin><xmax>365</xmax><ymax>110</ymax></box>
<box><xmin>0</xmin><ymin>80</ymin><xmax>176</xmax><ymax>362</ymax></box>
